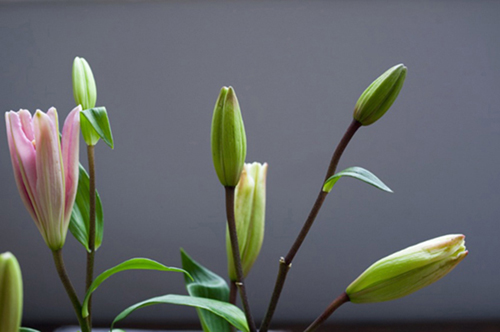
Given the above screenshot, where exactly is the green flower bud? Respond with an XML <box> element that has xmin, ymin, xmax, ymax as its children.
<box><xmin>353</xmin><ymin>64</ymin><xmax>407</xmax><ymax>126</ymax></box>
<box><xmin>0</xmin><ymin>252</ymin><xmax>23</xmax><ymax>332</ymax></box>
<box><xmin>72</xmin><ymin>56</ymin><xmax>97</xmax><ymax>110</ymax></box>
<box><xmin>346</xmin><ymin>234</ymin><xmax>467</xmax><ymax>303</ymax></box>
<box><xmin>227</xmin><ymin>162</ymin><xmax>267</xmax><ymax>281</ymax></box>
<box><xmin>72</xmin><ymin>56</ymin><xmax>100</xmax><ymax>146</ymax></box>
<box><xmin>211</xmin><ymin>86</ymin><xmax>247</xmax><ymax>187</ymax></box>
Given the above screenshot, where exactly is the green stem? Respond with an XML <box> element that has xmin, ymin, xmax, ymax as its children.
<box><xmin>260</xmin><ymin>120</ymin><xmax>361</xmax><ymax>332</ymax></box>
<box><xmin>303</xmin><ymin>292</ymin><xmax>349</xmax><ymax>332</ymax></box>
<box><xmin>225</xmin><ymin>186</ymin><xmax>257</xmax><ymax>332</ymax></box>
<box><xmin>229</xmin><ymin>281</ymin><xmax>237</xmax><ymax>332</ymax></box>
<box><xmin>85</xmin><ymin>144</ymin><xmax>96</xmax><ymax>329</ymax></box>
<box><xmin>52</xmin><ymin>249</ymin><xmax>90</xmax><ymax>332</ymax></box>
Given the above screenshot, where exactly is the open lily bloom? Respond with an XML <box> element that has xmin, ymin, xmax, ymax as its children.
<box><xmin>5</xmin><ymin>107</ymin><xmax>80</xmax><ymax>250</ymax></box>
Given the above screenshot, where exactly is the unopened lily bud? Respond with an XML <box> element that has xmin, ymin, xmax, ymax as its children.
<box><xmin>353</xmin><ymin>64</ymin><xmax>407</xmax><ymax>126</ymax></box>
<box><xmin>227</xmin><ymin>162</ymin><xmax>267</xmax><ymax>280</ymax></box>
<box><xmin>211</xmin><ymin>86</ymin><xmax>247</xmax><ymax>187</ymax></box>
<box><xmin>0</xmin><ymin>252</ymin><xmax>23</xmax><ymax>332</ymax></box>
<box><xmin>72</xmin><ymin>56</ymin><xmax>100</xmax><ymax>146</ymax></box>
<box><xmin>346</xmin><ymin>234</ymin><xmax>467</xmax><ymax>303</ymax></box>
<box><xmin>72</xmin><ymin>56</ymin><xmax>97</xmax><ymax>110</ymax></box>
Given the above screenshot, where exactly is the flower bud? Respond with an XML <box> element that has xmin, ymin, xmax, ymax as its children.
<box><xmin>227</xmin><ymin>162</ymin><xmax>267</xmax><ymax>280</ymax></box>
<box><xmin>72</xmin><ymin>56</ymin><xmax>100</xmax><ymax>146</ymax></box>
<box><xmin>0</xmin><ymin>252</ymin><xmax>23</xmax><ymax>332</ymax></box>
<box><xmin>346</xmin><ymin>234</ymin><xmax>467</xmax><ymax>303</ymax></box>
<box><xmin>72</xmin><ymin>56</ymin><xmax>97</xmax><ymax>110</ymax></box>
<box><xmin>211</xmin><ymin>86</ymin><xmax>247</xmax><ymax>187</ymax></box>
<box><xmin>353</xmin><ymin>64</ymin><xmax>407</xmax><ymax>126</ymax></box>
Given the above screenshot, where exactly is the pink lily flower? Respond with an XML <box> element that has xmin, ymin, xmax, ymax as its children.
<box><xmin>5</xmin><ymin>106</ymin><xmax>81</xmax><ymax>251</ymax></box>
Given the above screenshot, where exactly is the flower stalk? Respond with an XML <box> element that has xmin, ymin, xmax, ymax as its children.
<box><xmin>260</xmin><ymin>119</ymin><xmax>361</xmax><ymax>332</ymax></box>
<box><xmin>303</xmin><ymin>292</ymin><xmax>350</xmax><ymax>332</ymax></box>
<box><xmin>52</xmin><ymin>249</ymin><xmax>90</xmax><ymax>332</ymax></box>
<box><xmin>225</xmin><ymin>186</ymin><xmax>257</xmax><ymax>332</ymax></box>
<box><xmin>85</xmin><ymin>144</ymin><xmax>96</xmax><ymax>328</ymax></box>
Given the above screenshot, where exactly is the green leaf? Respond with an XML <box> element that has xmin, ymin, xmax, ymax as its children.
<box><xmin>81</xmin><ymin>107</ymin><xmax>114</xmax><ymax>148</ymax></box>
<box><xmin>181</xmin><ymin>248</ymin><xmax>231</xmax><ymax>332</ymax></box>
<box><xmin>82</xmin><ymin>258</ymin><xmax>191</xmax><ymax>318</ymax></box>
<box><xmin>111</xmin><ymin>294</ymin><xmax>249</xmax><ymax>332</ymax></box>
<box><xmin>19</xmin><ymin>328</ymin><xmax>41</xmax><ymax>332</ymax></box>
<box><xmin>323</xmin><ymin>166</ymin><xmax>393</xmax><ymax>193</ymax></box>
<box><xmin>69</xmin><ymin>164</ymin><xmax>104</xmax><ymax>252</ymax></box>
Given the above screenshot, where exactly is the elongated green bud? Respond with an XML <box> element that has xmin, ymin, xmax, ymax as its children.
<box><xmin>72</xmin><ymin>56</ymin><xmax>100</xmax><ymax>146</ymax></box>
<box><xmin>353</xmin><ymin>64</ymin><xmax>407</xmax><ymax>126</ymax></box>
<box><xmin>346</xmin><ymin>234</ymin><xmax>467</xmax><ymax>303</ymax></box>
<box><xmin>227</xmin><ymin>162</ymin><xmax>267</xmax><ymax>280</ymax></box>
<box><xmin>0</xmin><ymin>252</ymin><xmax>23</xmax><ymax>332</ymax></box>
<box><xmin>72</xmin><ymin>56</ymin><xmax>97</xmax><ymax>110</ymax></box>
<box><xmin>211</xmin><ymin>86</ymin><xmax>247</xmax><ymax>187</ymax></box>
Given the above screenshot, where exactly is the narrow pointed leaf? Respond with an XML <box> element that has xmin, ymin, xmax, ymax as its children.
<box><xmin>181</xmin><ymin>249</ymin><xmax>231</xmax><ymax>332</ymax></box>
<box><xmin>69</xmin><ymin>164</ymin><xmax>104</xmax><ymax>252</ymax></box>
<box><xmin>323</xmin><ymin>166</ymin><xmax>393</xmax><ymax>193</ymax></box>
<box><xmin>111</xmin><ymin>294</ymin><xmax>249</xmax><ymax>332</ymax></box>
<box><xmin>81</xmin><ymin>107</ymin><xmax>114</xmax><ymax>148</ymax></box>
<box><xmin>82</xmin><ymin>258</ymin><xmax>191</xmax><ymax>318</ymax></box>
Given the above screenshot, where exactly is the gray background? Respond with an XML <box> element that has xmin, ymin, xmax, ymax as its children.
<box><xmin>0</xmin><ymin>0</ymin><xmax>498</xmax><ymax>327</ymax></box>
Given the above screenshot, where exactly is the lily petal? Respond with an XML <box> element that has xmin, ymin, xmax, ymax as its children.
<box><xmin>61</xmin><ymin>105</ymin><xmax>81</xmax><ymax>225</ymax></box>
<box><xmin>33</xmin><ymin>110</ymin><xmax>65</xmax><ymax>249</ymax></box>
<box><xmin>5</xmin><ymin>111</ymin><xmax>38</xmax><ymax>224</ymax></box>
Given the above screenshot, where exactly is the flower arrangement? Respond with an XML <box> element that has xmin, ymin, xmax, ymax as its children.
<box><xmin>2</xmin><ymin>58</ymin><xmax>467</xmax><ymax>332</ymax></box>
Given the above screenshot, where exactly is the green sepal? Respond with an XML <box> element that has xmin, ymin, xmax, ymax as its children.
<box><xmin>82</xmin><ymin>258</ymin><xmax>191</xmax><ymax>318</ymax></box>
<box><xmin>181</xmin><ymin>248</ymin><xmax>231</xmax><ymax>332</ymax></box>
<box><xmin>69</xmin><ymin>164</ymin><xmax>104</xmax><ymax>252</ymax></box>
<box><xmin>80</xmin><ymin>107</ymin><xmax>114</xmax><ymax>148</ymax></box>
<box><xmin>111</xmin><ymin>294</ymin><xmax>249</xmax><ymax>332</ymax></box>
<box><xmin>323</xmin><ymin>166</ymin><xmax>393</xmax><ymax>193</ymax></box>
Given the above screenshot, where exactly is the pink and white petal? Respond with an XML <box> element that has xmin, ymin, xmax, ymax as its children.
<box><xmin>61</xmin><ymin>105</ymin><xmax>81</xmax><ymax>224</ymax></box>
<box><xmin>18</xmin><ymin>109</ymin><xmax>35</xmax><ymax>141</ymax></box>
<box><xmin>33</xmin><ymin>110</ymin><xmax>65</xmax><ymax>249</ymax></box>
<box><xmin>5</xmin><ymin>111</ymin><xmax>38</xmax><ymax>223</ymax></box>
<box><xmin>46</xmin><ymin>107</ymin><xmax>59</xmax><ymax>131</ymax></box>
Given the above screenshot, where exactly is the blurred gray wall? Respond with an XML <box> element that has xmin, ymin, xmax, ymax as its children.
<box><xmin>0</xmin><ymin>0</ymin><xmax>499</xmax><ymax>327</ymax></box>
